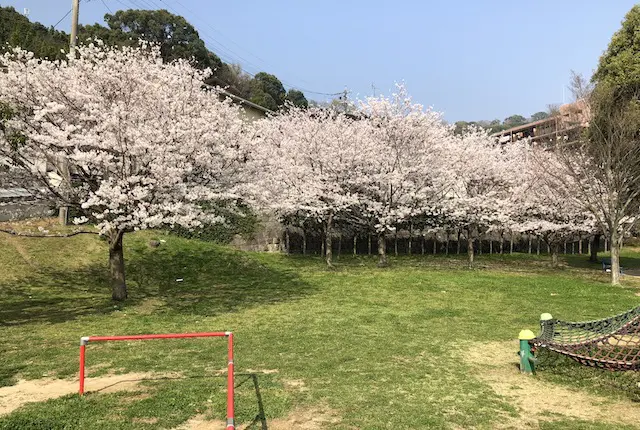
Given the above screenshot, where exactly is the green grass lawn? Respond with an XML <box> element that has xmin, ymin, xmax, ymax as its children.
<box><xmin>2</xmin><ymin>224</ymin><xmax>640</xmax><ymax>429</ymax></box>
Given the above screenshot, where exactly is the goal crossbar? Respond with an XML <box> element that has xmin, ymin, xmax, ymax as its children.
<box><xmin>79</xmin><ymin>331</ymin><xmax>235</xmax><ymax>430</ymax></box>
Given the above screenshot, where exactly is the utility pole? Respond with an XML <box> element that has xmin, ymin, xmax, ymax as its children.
<box><xmin>341</xmin><ymin>88</ymin><xmax>349</xmax><ymax>113</ymax></box>
<box><xmin>59</xmin><ymin>0</ymin><xmax>80</xmax><ymax>225</ymax></box>
<box><xmin>69</xmin><ymin>0</ymin><xmax>80</xmax><ymax>58</ymax></box>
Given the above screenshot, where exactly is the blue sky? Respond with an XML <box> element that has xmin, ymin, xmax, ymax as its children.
<box><xmin>1</xmin><ymin>0</ymin><xmax>636</xmax><ymax>122</ymax></box>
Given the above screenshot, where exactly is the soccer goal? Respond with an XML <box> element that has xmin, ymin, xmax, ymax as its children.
<box><xmin>78</xmin><ymin>331</ymin><xmax>235</xmax><ymax>430</ymax></box>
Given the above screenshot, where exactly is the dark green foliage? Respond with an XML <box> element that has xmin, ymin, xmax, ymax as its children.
<box><xmin>0</xmin><ymin>7</ymin><xmax>67</xmax><ymax>60</ymax></box>
<box><xmin>593</xmin><ymin>5</ymin><xmax>640</xmax><ymax>90</ymax></box>
<box><xmin>251</xmin><ymin>72</ymin><xmax>286</xmax><ymax>107</ymax></box>
<box><xmin>103</xmin><ymin>9</ymin><xmax>222</xmax><ymax>72</ymax></box>
<box><xmin>0</xmin><ymin>6</ymin><xmax>302</xmax><ymax>112</ymax></box>
<box><xmin>249</xmin><ymin>89</ymin><xmax>278</xmax><ymax>111</ymax></box>
<box><xmin>210</xmin><ymin>63</ymin><xmax>253</xmax><ymax>100</ymax></box>
<box><xmin>531</xmin><ymin>111</ymin><xmax>550</xmax><ymax>121</ymax></box>
<box><xmin>170</xmin><ymin>202</ymin><xmax>258</xmax><ymax>243</ymax></box>
<box><xmin>284</xmin><ymin>89</ymin><xmax>308</xmax><ymax>108</ymax></box>
<box><xmin>503</xmin><ymin>114</ymin><xmax>527</xmax><ymax>128</ymax></box>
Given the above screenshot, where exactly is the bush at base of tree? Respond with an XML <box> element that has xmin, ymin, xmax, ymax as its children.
<box><xmin>170</xmin><ymin>202</ymin><xmax>258</xmax><ymax>243</ymax></box>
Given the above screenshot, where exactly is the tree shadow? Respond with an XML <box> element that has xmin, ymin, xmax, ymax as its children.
<box><xmin>0</xmin><ymin>264</ymin><xmax>117</xmax><ymax>327</ymax></box>
<box><xmin>564</xmin><ymin>253</ymin><xmax>640</xmax><ymax>274</ymax></box>
<box><xmin>125</xmin><ymin>246</ymin><xmax>315</xmax><ymax>317</ymax></box>
<box><xmin>90</xmin><ymin>373</ymin><xmax>269</xmax><ymax>429</ymax></box>
<box><xmin>0</xmin><ymin>243</ymin><xmax>316</xmax><ymax>325</ymax></box>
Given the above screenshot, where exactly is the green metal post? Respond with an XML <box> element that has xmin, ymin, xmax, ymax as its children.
<box><xmin>518</xmin><ymin>329</ymin><xmax>536</xmax><ymax>374</ymax></box>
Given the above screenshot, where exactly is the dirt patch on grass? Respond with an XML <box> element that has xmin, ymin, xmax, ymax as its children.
<box><xmin>0</xmin><ymin>372</ymin><xmax>158</xmax><ymax>415</ymax></box>
<box><xmin>464</xmin><ymin>341</ymin><xmax>640</xmax><ymax>427</ymax></box>
<box><xmin>244</xmin><ymin>368</ymin><xmax>279</xmax><ymax>374</ymax></box>
<box><xmin>268</xmin><ymin>405</ymin><xmax>341</xmax><ymax>430</ymax></box>
<box><xmin>174</xmin><ymin>414</ymin><xmax>226</xmax><ymax>429</ymax></box>
<box><xmin>132</xmin><ymin>298</ymin><xmax>166</xmax><ymax>315</ymax></box>
<box><xmin>132</xmin><ymin>417</ymin><xmax>159</xmax><ymax>424</ymax></box>
<box><xmin>283</xmin><ymin>379</ymin><xmax>309</xmax><ymax>392</ymax></box>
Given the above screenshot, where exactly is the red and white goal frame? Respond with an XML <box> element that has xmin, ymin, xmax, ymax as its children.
<box><xmin>79</xmin><ymin>331</ymin><xmax>235</xmax><ymax>430</ymax></box>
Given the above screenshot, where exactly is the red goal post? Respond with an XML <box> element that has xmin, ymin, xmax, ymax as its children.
<box><xmin>79</xmin><ymin>331</ymin><xmax>235</xmax><ymax>430</ymax></box>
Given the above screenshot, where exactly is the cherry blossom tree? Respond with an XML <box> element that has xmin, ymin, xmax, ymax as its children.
<box><xmin>513</xmin><ymin>148</ymin><xmax>594</xmax><ymax>267</ymax></box>
<box><xmin>441</xmin><ymin>129</ymin><xmax>523</xmax><ymax>267</ymax></box>
<box><xmin>0</xmin><ymin>42</ymin><xmax>247</xmax><ymax>300</ymax></box>
<box><xmin>357</xmin><ymin>85</ymin><xmax>455</xmax><ymax>266</ymax></box>
<box><xmin>248</xmin><ymin>105</ymin><xmax>373</xmax><ymax>267</ymax></box>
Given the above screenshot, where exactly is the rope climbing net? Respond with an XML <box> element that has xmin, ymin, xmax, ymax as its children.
<box><xmin>532</xmin><ymin>306</ymin><xmax>640</xmax><ymax>370</ymax></box>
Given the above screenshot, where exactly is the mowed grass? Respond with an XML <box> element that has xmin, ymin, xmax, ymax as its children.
<box><xmin>2</xmin><ymin>225</ymin><xmax>640</xmax><ymax>429</ymax></box>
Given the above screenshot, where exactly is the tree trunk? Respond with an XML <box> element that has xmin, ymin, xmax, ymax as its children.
<box><xmin>563</xmin><ymin>241</ymin><xmax>567</xmax><ymax>254</ymax></box>
<box><xmin>536</xmin><ymin>236</ymin><xmax>540</xmax><ymax>255</ymax></box>
<box><xmin>500</xmin><ymin>233</ymin><xmax>504</xmax><ymax>254</ymax></box>
<box><xmin>394</xmin><ymin>231</ymin><xmax>398</xmax><ymax>256</ymax></box>
<box><xmin>445</xmin><ymin>233</ymin><xmax>449</xmax><ymax>256</ymax></box>
<box><xmin>457</xmin><ymin>230</ymin><xmax>461</xmax><ymax>254</ymax></box>
<box><xmin>377</xmin><ymin>233</ymin><xmax>388</xmax><ymax>267</ymax></box>
<box><xmin>337</xmin><ymin>234</ymin><xmax>341</xmax><ymax>258</ymax></box>
<box><xmin>368</xmin><ymin>234</ymin><xmax>372</xmax><ymax>255</ymax></box>
<box><xmin>528</xmin><ymin>235</ymin><xmax>532</xmax><ymax>254</ymax></box>
<box><xmin>467</xmin><ymin>232</ymin><xmax>474</xmax><ymax>268</ymax></box>
<box><xmin>590</xmin><ymin>234</ymin><xmax>600</xmax><ymax>262</ymax></box>
<box><xmin>489</xmin><ymin>239</ymin><xmax>493</xmax><ymax>254</ymax></box>
<box><xmin>611</xmin><ymin>232</ymin><xmax>622</xmax><ymax>285</ymax></box>
<box><xmin>59</xmin><ymin>206</ymin><xmax>69</xmax><ymax>226</ymax></box>
<box><xmin>408</xmin><ymin>224</ymin><xmax>413</xmax><ymax>256</ymax></box>
<box><xmin>509</xmin><ymin>230</ymin><xmax>514</xmax><ymax>254</ymax></box>
<box><xmin>302</xmin><ymin>230</ymin><xmax>307</xmax><ymax>255</ymax></box>
<box><xmin>432</xmin><ymin>234</ymin><xmax>437</xmax><ymax>255</ymax></box>
<box><xmin>109</xmin><ymin>230</ymin><xmax>127</xmax><ymax>301</ymax></box>
<box><xmin>353</xmin><ymin>235</ymin><xmax>357</xmax><ymax>256</ymax></box>
<box><xmin>321</xmin><ymin>233</ymin><xmax>325</xmax><ymax>256</ymax></box>
<box><xmin>284</xmin><ymin>229</ymin><xmax>290</xmax><ymax>255</ymax></box>
<box><xmin>422</xmin><ymin>235</ymin><xmax>425</xmax><ymax>255</ymax></box>
<box><xmin>604</xmin><ymin>238</ymin><xmax>609</xmax><ymax>252</ymax></box>
<box><xmin>325</xmin><ymin>215</ymin><xmax>333</xmax><ymax>267</ymax></box>
<box><xmin>551</xmin><ymin>243</ymin><xmax>559</xmax><ymax>268</ymax></box>
<box><xmin>578</xmin><ymin>237</ymin><xmax>583</xmax><ymax>254</ymax></box>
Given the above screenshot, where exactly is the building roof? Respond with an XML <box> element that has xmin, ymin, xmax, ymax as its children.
<box><xmin>491</xmin><ymin>116</ymin><xmax>558</xmax><ymax>137</ymax></box>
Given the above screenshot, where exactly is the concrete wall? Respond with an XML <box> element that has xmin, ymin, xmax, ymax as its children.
<box><xmin>0</xmin><ymin>200</ymin><xmax>54</xmax><ymax>222</ymax></box>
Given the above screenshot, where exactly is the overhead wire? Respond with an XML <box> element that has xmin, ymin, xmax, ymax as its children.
<box><xmin>53</xmin><ymin>7</ymin><xmax>73</xmax><ymax>29</ymax></box>
<box><xmin>100</xmin><ymin>0</ymin><xmax>113</xmax><ymax>14</ymax></box>
<box><xmin>155</xmin><ymin>0</ymin><xmax>342</xmax><ymax>97</ymax></box>
<box><xmin>102</xmin><ymin>0</ymin><xmax>343</xmax><ymax>98</ymax></box>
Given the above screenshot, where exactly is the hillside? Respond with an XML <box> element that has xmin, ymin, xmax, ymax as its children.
<box><xmin>0</xmin><ymin>6</ymin><xmax>308</xmax><ymax>111</ymax></box>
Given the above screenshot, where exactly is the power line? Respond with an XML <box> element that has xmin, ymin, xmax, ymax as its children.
<box><xmin>53</xmin><ymin>7</ymin><xmax>73</xmax><ymax>29</ymax></box>
<box><xmin>103</xmin><ymin>0</ymin><xmax>342</xmax><ymax>98</ymax></box>
<box><xmin>100</xmin><ymin>0</ymin><xmax>113</xmax><ymax>14</ymax></box>
<box><xmin>157</xmin><ymin>0</ymin><xmax>341</xmax><ymax>97</ymax></box>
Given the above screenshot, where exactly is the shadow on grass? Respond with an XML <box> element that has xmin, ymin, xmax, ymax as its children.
<box><xmin>537</xmin><ymin>349</ymin><xmax>640</xmax><ymax>403</ymax></box>
<box><xmin>0</xmin><ymin>264</ymin><xmax>116</xmax><ymax>327</ymax></box>
<box><xmin>126</xmin><ymin>246</ymin><xmax>315</xmax><ymax>317</ymax></box>
<box><xmin>0</xmin><ymin>373</ymin><xmax>272</xmax><ymax>429</ymax></box>
<box><xmin>89</xmin><ymin>373</ymin><xmax>268</xmax><ymax>429</ymax></box>
<box><xmin>0</xmin><ymin>243</ymin><xmax>315</xmax><ymax>326</ymax></box>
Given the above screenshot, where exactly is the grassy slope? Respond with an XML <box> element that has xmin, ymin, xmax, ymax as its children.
<box><xmin>1</xmin><ymin>227</ymin><xmax>640</xmax><ymax>429</ymax></box>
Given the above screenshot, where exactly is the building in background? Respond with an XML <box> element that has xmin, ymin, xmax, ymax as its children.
<box><xmin>492</xmin><ymin>100</ymin><xmax>590</xmax><ymax>146</ymax></box>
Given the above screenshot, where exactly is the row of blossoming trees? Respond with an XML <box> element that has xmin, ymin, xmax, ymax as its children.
<box><xmin>0</xmin><ymin>43</ymin><xmax>626</xmax><ymax>300</ymax></box>
<box><xmin>251</xmin><ymin>91</ymin><xmax>601</xmax><ymax>269</ymax></box>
